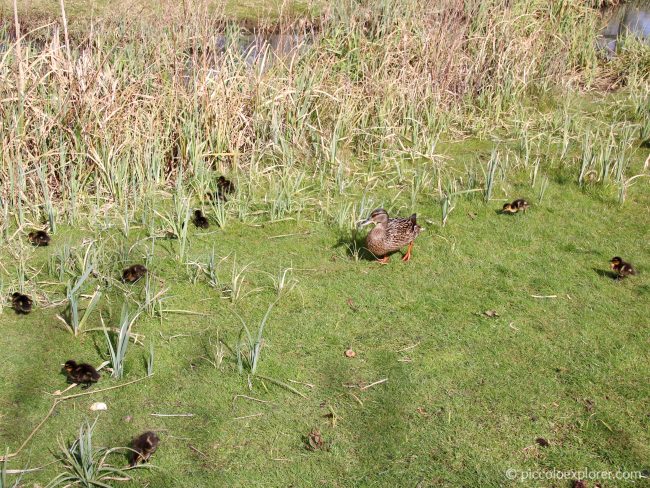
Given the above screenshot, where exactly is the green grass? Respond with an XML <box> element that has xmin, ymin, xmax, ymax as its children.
<box><xmin>0</xmin><ymin>0</ymin><xmax>322</xmax><ymax>26</ymax></box>
<box><xmin>1</xmin><ymin>0</ymin><xmax>649</xmax><ymax>485</ymax></box>
<box><xmin>0</xmin><ymin>162</ymin><xmax>649</xmax><ymax>486</ymax></box>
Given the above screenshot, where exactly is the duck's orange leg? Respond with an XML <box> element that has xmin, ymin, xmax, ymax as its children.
<box><xmin>402</xmin><ymin>242</ymin><xmax>414</xmax><ymax>262</ymax></box>
<box><xmin>377</xmin><ymin>256</ymin><xmax>390</xmax><ymax>264</ymax></box>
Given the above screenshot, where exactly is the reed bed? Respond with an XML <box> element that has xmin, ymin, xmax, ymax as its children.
<box><xmin>0</xmin><ymin>0</ymin><xmax>648</xmax><ymax>240</ymax></box>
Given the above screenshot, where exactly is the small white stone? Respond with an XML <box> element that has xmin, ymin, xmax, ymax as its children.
<box><xmin>90</xmin><ymin>402</ymin><xmax>108</xmax><ymax>411</ymax></box>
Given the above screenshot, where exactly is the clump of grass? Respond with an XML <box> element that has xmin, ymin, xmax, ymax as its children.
<box><xmin>223</xmin><ymin>257</ymin><xmax>257</xmax><ymax>303</ymax></box>
<box><xmin>1</xmin><ymin>449</ymin><xmax>23</xmax><ymax>488</ymax></box>
<box><xmin>146</xmin><ymin>342</ymin><xmax>154</xmax><ymax>377</ymax></box>
<box><xmin>483</xmin><ymin>150</ymin><xmax>499</xmax><ymax>203</ymax></box>
<box><xmin>441</xmin><ymin>193</ymin><xmax>454</xmax><ymax>226</ymax></box>
<box><xmin>233</xmin><ymin>302</ymin><xmax>276</xmax><ymax>376</ymax></box>
<box><xmin>103</xmin><ymin>304</ymin><xmax>140</xmax><ymax>379</ymax></box>
<box><xmin>62</xmin><ymin>254</ymin><xmax>102</xmax><ymax>337</ymax></box>
<box><xmin>47</xmin><ymin>418</ymin><xmax>144</xmax><ymax>488</ymax></box>
<box><xmin>269</xmin><ymin>267</ymin><xmax>298</xmax><ymax>299</ymax></box>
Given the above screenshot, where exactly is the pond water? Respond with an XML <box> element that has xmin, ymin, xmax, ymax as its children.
<box><xmin>598</xmin><ymin>0</ymin><xmax>650</xmax><ymax>55</ymax></box>
<box><xmin>213</xmin><ymin>31</ymin><xmax>313</xmax><ymax>67</ymax></box>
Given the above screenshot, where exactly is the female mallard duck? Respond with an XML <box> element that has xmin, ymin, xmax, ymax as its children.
<box><xmin>130</xmin><ymin>431</ymin><xmax>160</xmax><ymax>466</ymax></box>
<box><xmin>610</xmin><ymin>257</ymin><xmax>636</xmax><ymax>279</ymax></box>
<box><xmin>122</xmin><ymin>264</ymin><xmax>147</xmax><ymax>283</ymax></box>
<box><xmin>501</xmin><ymin>199</ymin><xmax>530</xmax><ymax>214</ymax></box>
<box><xmin>193</xmin><ymin>209</ymin><xmax>209</xmax><ymax>229</ymax></box>
<box><xmin>28</xmin><ymin>230</ymin><xmax>51</xmax><ymax>246</ymax></box>
<box><xmin>360</xmin><ymin>209</ymin><xmax>421</xmax><ymax>263</ymax></box>
<box><xmin>11</xmin><ymin>292</ymin><xmax>33</xmax><ymax>314</ymax></box>
<box><xmin>63</xmin><ymin>360</ymin><xmax>100</xmax><ymax>387</ymax></box>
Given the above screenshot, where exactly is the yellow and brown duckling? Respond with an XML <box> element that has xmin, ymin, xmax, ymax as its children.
<box><xmin>130</xmin><ymin>431</ymin><xmax>160</xmax><ymax>466</ymax></box>
<box><xmin>359</xmin><ymin>208</ymin><xmax>421</xmax><ymax>263</ymax></box>
<box><xmin>501</xmin><ymin>199</ymin><xmax>530</xmax><ymax>214</ymax></box>
<box><xmin>63</xmin><ymin>360</ymin><xmax>100</xmax><ymax>387</ymax></box>
<box><xmin>11</xmin><ymin>292</ymin><xmax>33</xmax><ymax>314</ymax></box>
<box><xmin>193</xmin><ymin>209</ymin><xmax>209</xmax><ymax>229</ymax></box>
<box><xmin>610</xmin><ymin>257</ymin><xmax>636</xmax><ymax>279</ymax></box>
<box><xmin>122</xmin><ymin>264</ymin><xmax>147</xmax><ymax>283</ymax></box>
<box><xmin>28</xmin><ymin>230</ymin><xmax>51</xmax><ymax>246</ymax></box>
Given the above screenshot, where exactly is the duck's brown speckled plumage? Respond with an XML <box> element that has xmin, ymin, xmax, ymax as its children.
<box><xmin>122</xmin><ymin>264</ymin><xmax>147</xmax><ymax>283</ymax></box>
<box><xmin>11</xmin><ymin>292</ymin><xmax>33</xmax><ymax>314</ymax></box>
<box><xmin>501</xmin><ymin>199</ymin><xmax>530</xmax><ymax>214</ymax></box>
<box><xmin>28</xmin><ymin>230</ymin><xmax>51</xmax><ymax>246</ymax></box>
<box><xmin>610</xmin><ymin>256</ymin><xmax>636</xmax><ymax>279</ymax></box>
<box><xmin>130</xmin><ymin>431</ymin><xmax>160</xmax><ymax>466</ymax></box>
<box><xmin>63</xmin><ymin>360</ymin><xmax>100</xmax><ymax>386</ymax></box>
<box><xmin>362</xmin><ymin>209</ymin><xmax>421</xmax><ymax>262</ymax></box>
<box><xmin>193</xmin><ymin>209</ymin><xmax>209</xmax><ymax>229</ymax></box>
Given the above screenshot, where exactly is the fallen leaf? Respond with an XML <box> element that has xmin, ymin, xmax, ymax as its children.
<box><xmin>482</xmin><ymin>310</ymin><xmax>499</xmax><ymax>318</ymax></box>
<box><xmin>90</xmin><ymin>402</ymin><xmax>107</xmax><ymax>411</ymax></box>
<box><xmin>123</xmin><ymin>415</ymin><xmax>133</xmax><ymax>423</ymax></box>
<box><xmin>344</xmin><ymin>348</ymin><xmax>356</xmax><ymax>358</ymax></box>
<box><xmin>468</xmin><ymin>212</ymin><xmax>477</xmax><ymax>220</ymax></box>
<box><xmin>346</xmin><ymin>298</ymin><xmax>359</xmax><ymax>312</ymax></box>
<box><xmin>416</xmin><ymin>407</ymin><xmax>429</xmax><ymax>416</ymax></box>
<box><xmin>306</xmin><ymin>429</ymin><xmax>324</xmax><ymax>451</ymax></box>
<box><xmin>573</xmin><ymin>481</ymin><xmax>587</xmax><ymax>488</ymax></box>
<box><xmin>535</xmin><ymin>437</ymin><xmax>550</xmax><ymax>447</ymax></box>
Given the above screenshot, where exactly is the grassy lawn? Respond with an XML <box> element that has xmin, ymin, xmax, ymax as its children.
<box><xmin>1</xmin><ymin>0</ymin><xmax>321</xmax><ymax>25</ymax></box>
<box><xmin>1</xmin><ymin>150</ymin><xmax>649</xmax><ymax>486</ymax></box>
<box><xmin>1</xmin><ymin>0</ymin><xmax>649</xmax><ymax>485</ymax></box>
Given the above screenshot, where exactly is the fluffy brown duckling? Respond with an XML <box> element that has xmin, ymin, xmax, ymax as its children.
<box><xmin>122</xmin><ymin>264</ymin><xmax>147</xmax><ymax>283</ymax></box>
<box><xmin>213</xmin><ymin>175</ymin><xmax>235</xmax><ymax>202</ymax></box>
<box><xmin>28</xmin><ymin>230</ymin><xmax>51</xmax><ymax>246</ymax></box>
<box><xmin>610</xmin><ymin>257</ymin><xmax>636</xmax><ymax>279</ymax></box>
<box><xmin>63</xmin><ymin>360</ymin><xmax>100</xmax><ymax>387</ymax></box>
<box><xmin>193</xmin><ymin>209</ymin><xmax>209</xmax><ymax>229</ymax></box>
<box><xmin>359</xmin><ymin>209</ymin><xmax>421</xmax><ymax>263</ymax></box>
<box><xmin>206</xmin><ymin>177</ymin><xmax>235</xmax><ymax>202</ymax></box>
<box><xmin>512</xmin><ymin>199</ymin><xmax>530</xmax><ymax>212</ymax></box>
<box><xmin>130</xmin><ymin>431</ymin><xmax>160</xmax><ymax>466</ymax></box>
<box><xmin>501</xmin><ymin>199</ymin><xmax>530</xmax><ymax>214</ymax></box>
<box><xmin>11</xmin><ymin>292</ymin><xmax>33</xmax><ymax>314</ymax></box>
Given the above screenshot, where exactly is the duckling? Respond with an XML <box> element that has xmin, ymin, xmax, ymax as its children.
<box><xmin>11</xmin><ymin>292</ymin><xmax>33</xmax><ymax>314</ymax></box>
<box><xmin>512</xmin><ymin>199</ymin><xmax>530</xmax><ymax>212</ymax></box>
<box><xmin>122</xmin><ymin>264</ymin><xmax>147</xmax><ymax>283</ymax></box>
<box><xmin>28</xmin><ymin>230</ymin><xmax>51</xmax><ymax>246</ymax></box>
<box><xmin>193</xmin><ymin>209</ymin><xmax>209</xmax><ymax>229</ymax></box>
<box><xmin>216</xmin><ymin>175</ymin><xmax>235</xmax><ymax>201</ymax></box>
<box><xmin>129</xmin><ymin>431</ymin><xmax>160</xmax><ymax>466</ymax></box>
<box><xmin>63</xmin><ymin>360</ymin><xmax>100</xmax><ymax>387</ymax></box>
<box><xmin>501</xmin><ymin>199</ymin><xmax>530</xmax><ymax>214</ymax></box>
<box><xmin>359</xmin><ymin>209</ymin><xmax>421</xmax><ymax>263</ymax></box>
<box><xmin>610</xmin><ymin>256</ymin><xmax>636</xmax><ymax>279</ymax></box>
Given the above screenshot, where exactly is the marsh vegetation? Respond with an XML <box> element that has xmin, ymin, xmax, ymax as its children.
<box><xmin>0</xmin><ymin>0</ymin><xmax>649</xmax><ymax>486</ymax></box>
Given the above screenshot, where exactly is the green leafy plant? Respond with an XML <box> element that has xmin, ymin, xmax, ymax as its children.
<box><xmin>103</xmin><ymin>304</ymin><xmax>140</xmax><ymax>379</ymax></box>
<box><xmin>234</xmin><ymin>302</ymin><xmax>276</xmax><ymax>375</ymax></box>
<box><xmin>47</xmin><ymin>418</ymin><xmax>144</xmax><ymax>488</ymax></box>
<box><xmin>63</xmin><ymin>265</ymin><xmax>102</xmax><ymax>337</ymax></box>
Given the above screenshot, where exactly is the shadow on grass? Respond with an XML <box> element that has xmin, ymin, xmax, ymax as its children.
<box><xmin>333</xmin><ymin>229</ymin><xmax>376</xmax><ymax>261</ymax></box>
<box><xmin>592</xmin><ymin>268</ymin><xmax>618</xmax><ymax>280</ymax></box>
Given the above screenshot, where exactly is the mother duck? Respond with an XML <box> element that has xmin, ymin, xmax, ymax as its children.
<box><xmin>359</xmin><ymin>209</ymin><xmax>421</xmax><ymax>263</ymax></box>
